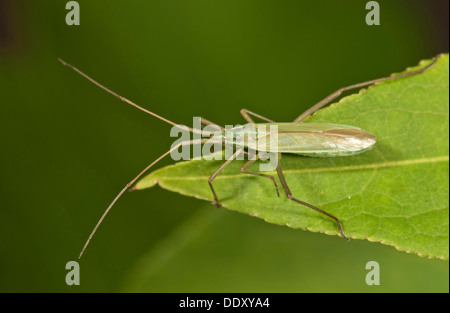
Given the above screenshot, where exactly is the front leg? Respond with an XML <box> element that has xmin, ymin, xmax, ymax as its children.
<box><xmin>208</xmin><ymin>148</ymin><xmax>244</xmax><ymax>207</ymax></box>
<box><xmin>200</xmin><ymin>117</ymin><xmax>224</xmax><ymax>130</ymax></box>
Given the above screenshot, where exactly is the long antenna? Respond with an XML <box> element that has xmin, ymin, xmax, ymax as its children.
<box><xmin>57</xmin><ymin>58</ymin><xmax>211</xmax><ymax>258</ymax></box>
<box><xmin>78</xmin><ymin>139</ymin><xmax>207</xmax><ymax>259</ymax></box>
<box><xmin>58</xmin><ymin>58</ymin><xmax>204</xmax><ymax>135</ymax></box>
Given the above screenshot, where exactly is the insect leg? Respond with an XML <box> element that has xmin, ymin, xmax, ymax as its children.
<box><xmin>240</xmin><ymin>109</ymin><xmax>276</xmax><ymax>124</ymax></box>
<box><xmin>208</xmin><ymin>148</ymin><xmax>244</xmax><ymax>208</ymax></box>
<box><xmin>200</xmin><ymin>117</ymin><xmax>224</xmax><ymax>130</ymax></box>
<box><xmin>240</xmin><ymin>154</ymin><xmax>280</xmax><ymax>197</ymax></box>
<box><xmin>275</xmin><ymin>153</ymin><xmax>349</xmax><ymax>240</ymax></box>
<box><xmin>293</xmin><ymin>57</ymin><xmax>438</xmax><ymax>122</ymax></box>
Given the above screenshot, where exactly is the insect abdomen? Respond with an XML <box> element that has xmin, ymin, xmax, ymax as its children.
<box><xmin>248</xmin><ymin>123</ymin><xmax>377</xmax><ymax>157</ymax></box>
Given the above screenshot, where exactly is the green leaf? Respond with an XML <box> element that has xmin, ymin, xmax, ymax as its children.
<box><xmin>122</xmin><ymin>206</ymin><xmax>449</xmax><ymax>292</ymax></box>
<box><xmin>136</xmin><ymin>54</ymin><xmax>449</xmax><ymax>260</ymax></box>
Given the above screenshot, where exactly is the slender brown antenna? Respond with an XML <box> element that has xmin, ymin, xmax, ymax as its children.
<box><xmin>58</xmin><ymin>58</ymin><xmax>205</xmax><ymax>135</ymax></box>
<box><xmin>57</xmin><ymin>58</ymin><xmax>214</xmax><ymax>258</ymax></box>
<box><xmin>78</xmin><ymin>139</ymin><xmax>208</xmax><ymax>259</ymax></box>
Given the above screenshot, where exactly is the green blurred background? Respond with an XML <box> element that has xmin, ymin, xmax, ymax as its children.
<box><xmin>0</xmin><ymin>0</ymin><xmax>448</xmax><ymax>292</ymax></box>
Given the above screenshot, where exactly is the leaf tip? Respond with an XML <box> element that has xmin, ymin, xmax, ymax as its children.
<box><xmin>134</xmin><ymin>176</ymin><xmax>160</xmax><ymax>190</ymax></box>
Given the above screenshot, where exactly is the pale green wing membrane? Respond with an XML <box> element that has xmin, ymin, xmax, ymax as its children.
<box><xmin>247</xmin><ymin>123</ymin><xmax>377</xmax><ymax>157</ymax></box>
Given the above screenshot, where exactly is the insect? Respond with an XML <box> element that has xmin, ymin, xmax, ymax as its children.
<box><xmin>58</xmin><ymin>57</ymin><xmax>437</xmax><ymax>258</ymax></box>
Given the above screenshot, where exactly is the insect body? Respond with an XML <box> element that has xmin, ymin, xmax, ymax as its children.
<box><xmin>58</xmin><ymin>57</ymin><xmax>437</xmax><ymax>258</ymax></box>
<box><xmin>232</xmin><ymin>122</ymin><xmax>377</xmax><ymax>157</ymax></box>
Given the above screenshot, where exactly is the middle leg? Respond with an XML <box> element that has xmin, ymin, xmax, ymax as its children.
<box><xmin>240</xmin><ymin>154</ymin><xmax>279</xmax><ymax>197</ymax></box>
<box><xmin>240</xmin><ymin>109</ymin><xmax>276</xmax><ymax>124</ymax></box>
